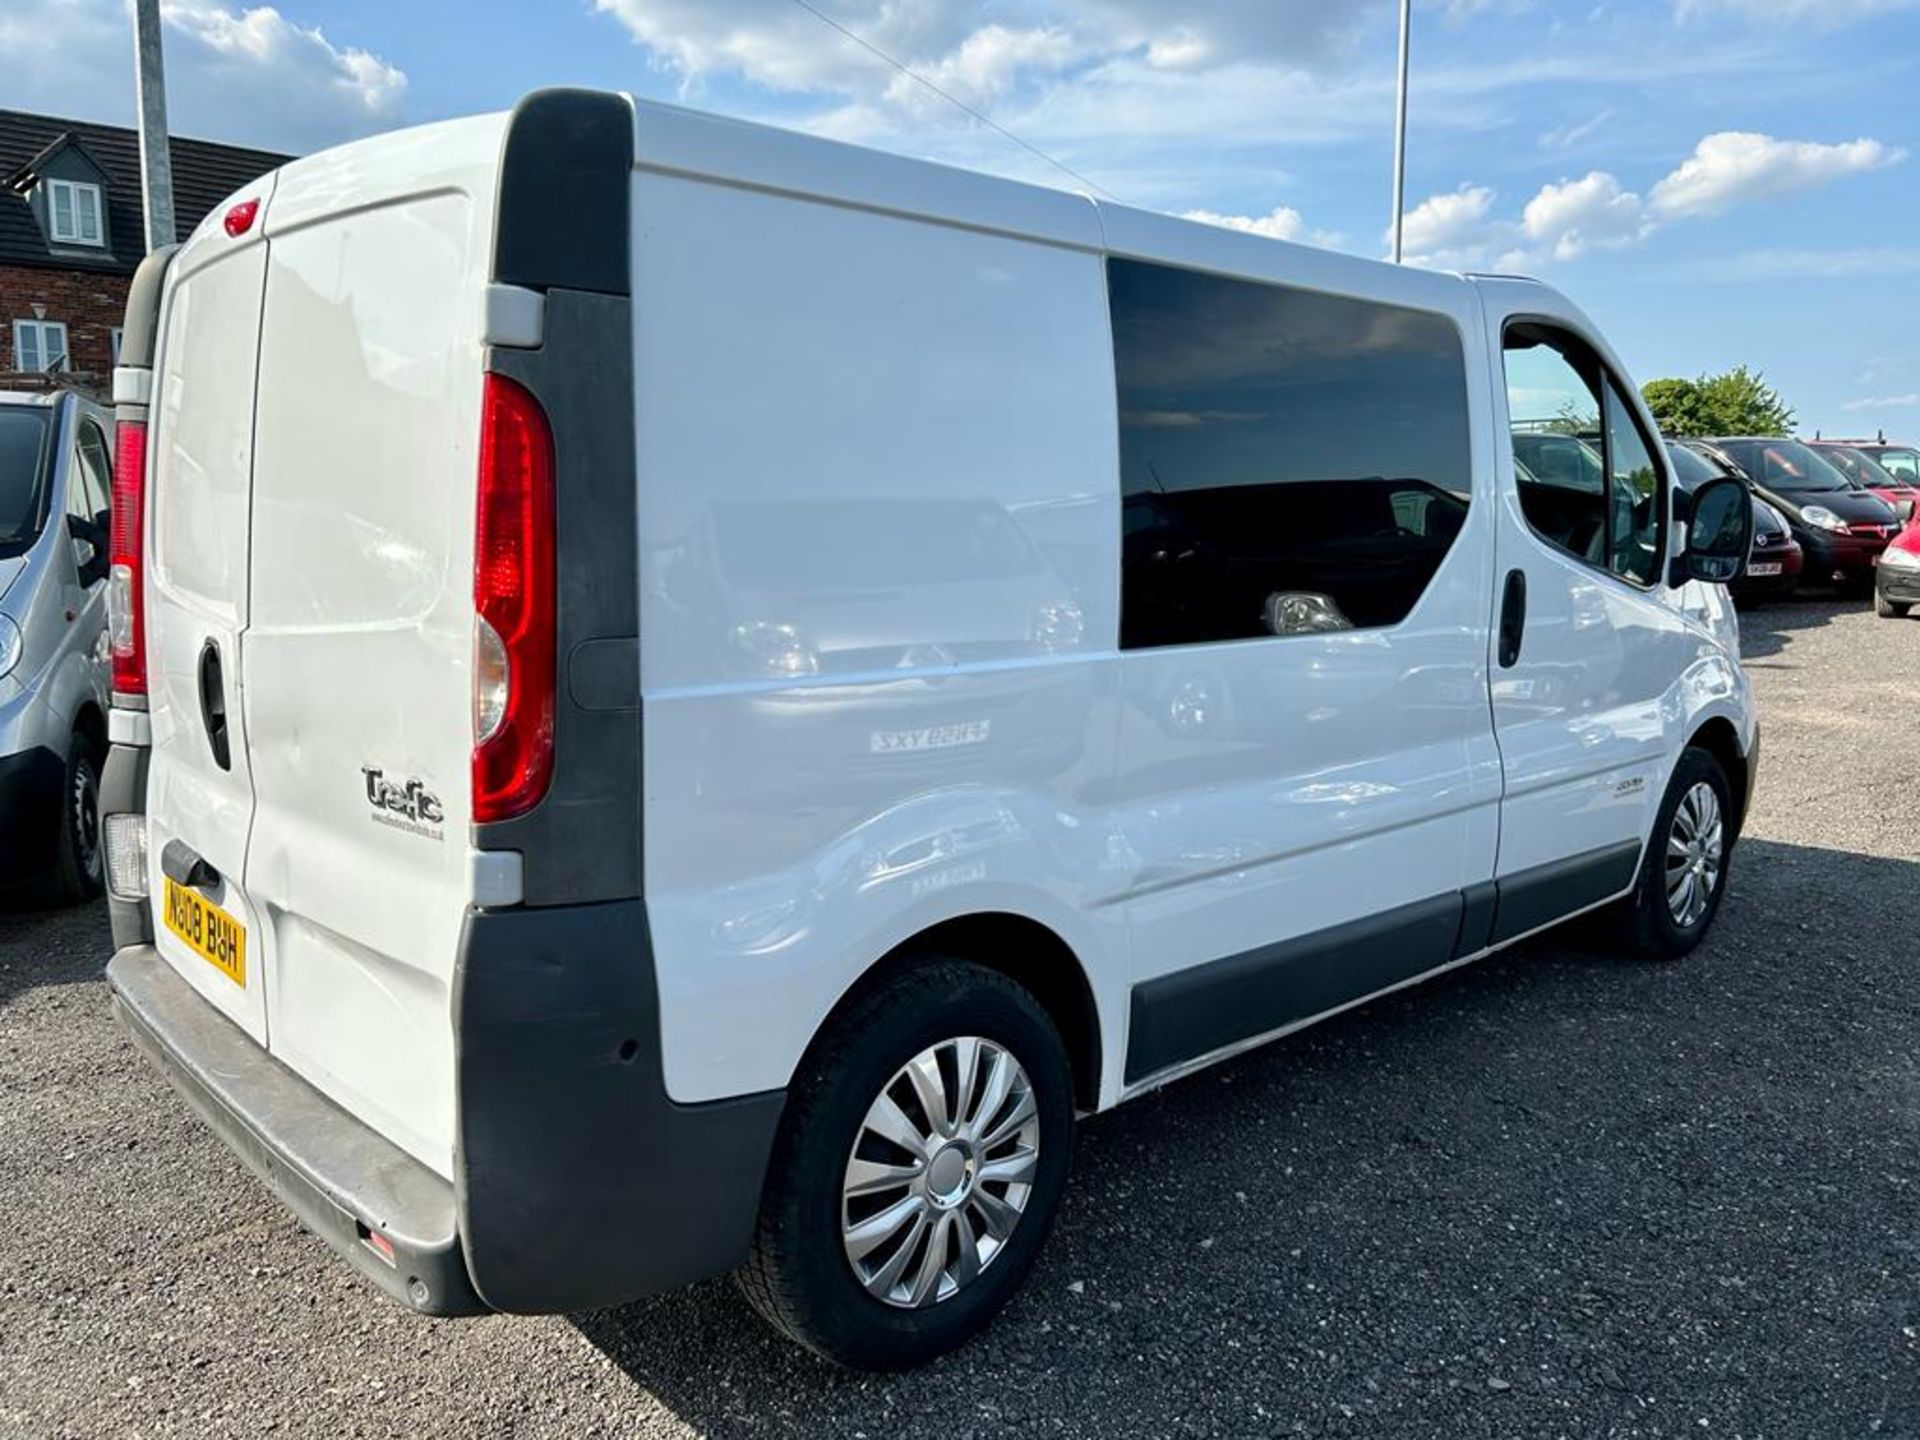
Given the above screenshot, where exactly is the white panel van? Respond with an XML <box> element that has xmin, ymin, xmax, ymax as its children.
<box><xmin>99</xmin><ymin>90</ymin><xmax>1758</xmax><ymax>1369</ymax></box>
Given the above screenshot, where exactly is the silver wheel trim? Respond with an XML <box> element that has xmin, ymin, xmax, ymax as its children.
<box><xmin>1664</xmin><ymin>781</ymin><xmax>1723</xmax><ymax>928</ymax></box>
<box><xmin>841</xmin><ymin>1036</ymin><xmax>1041</xmax><ymax>1310</ymax></box>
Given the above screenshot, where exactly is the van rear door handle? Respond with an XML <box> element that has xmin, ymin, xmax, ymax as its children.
<box><xmin>1497</xmin><ymin>569</ymin><xmax>1527</xmax><ymax>668</ymax></box>
<box><xmin>198</xmin><ymin>638</ymin><xmax>232</xmax><ymax>771</ymax></box>
<box><xmin>160</xmin><ymin>838</ymin><xmax>221</xmax><ymax>893</ymax></box>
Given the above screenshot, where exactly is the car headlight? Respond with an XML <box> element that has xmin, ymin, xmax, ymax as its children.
<box><xmin>0</xmin><ymin>614</ymin><xmax>21</xmax><ymax>679</ymax></box>
<box><xmin>1799</xmin><ymin>505</ymin><xmax>1849</xmax><ymax>534</ymax></box>
<box><xmin>1880</xmin><ymin>546</ymin><xmax>1920</xmax><ymax>571</ymax></box>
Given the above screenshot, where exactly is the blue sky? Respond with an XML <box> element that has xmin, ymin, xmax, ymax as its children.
<box><xmin>10</xmin><ymin>0</ymin><xmax>1917</xmax><ymax>433</ymax></box>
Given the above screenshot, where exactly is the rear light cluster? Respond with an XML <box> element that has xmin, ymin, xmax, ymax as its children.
<box><xmin>471</xmin><ymin>374</ymin><xmax>556</xmax><ymax>824</ymax></box>
<box><xmin>107</xmin><ymin>419</ymin><xmax>149</xmax><ymax>697</ymax></box>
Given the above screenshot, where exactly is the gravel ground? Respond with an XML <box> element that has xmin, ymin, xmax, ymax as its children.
<box><xmin>2</xmin><ymin>597</ymin><xmax>1917</xmax><ymax>1439</ymax></box>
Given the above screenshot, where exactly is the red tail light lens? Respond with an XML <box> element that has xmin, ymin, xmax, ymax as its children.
<box><xmin>472</xmin><ymin>374</ymin><xmax>555</xmax><ymax>824</ymax></box>
<box><xmin>108</xmin><ymin>420</ymin><xmax>149</xmax><ymax>697</ymax></box>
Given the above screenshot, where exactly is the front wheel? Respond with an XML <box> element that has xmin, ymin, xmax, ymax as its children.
<box><xmin>1618</xmin><ymin>746</ymin><xmax>1733</xmax><ymax>961</ymax></box>
<box><xmin>1875</xmin><ymin>589</ymin><xmax>1911</xmax><ymax>618</ymax></box>
<box><xmin>736</xmin><ymin>961</ymin><xmax>1074</xmax><ymax>1369</ymax></box>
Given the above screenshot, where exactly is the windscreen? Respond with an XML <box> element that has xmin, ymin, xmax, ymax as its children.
<box><xmin>1740</xmin><ymin>440</ymin><xmax>1850</xmax><ymax>492</ymax></box>
<box><xmin>1665</xmin><ymin>443</ymin><xmax>1726</xmax><ymax>490</ymax></box>
<box><xmin>0</xmin><ymin>407</ymin><xmax>53</xmax><ymax>559</ymax></box>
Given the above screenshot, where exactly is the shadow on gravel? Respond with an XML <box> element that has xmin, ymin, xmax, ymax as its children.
<box><xmin>1736</xmin><ymin>594</ymin><xmax>1861</xmax><ymax>662</ymax></box>
<box><xmin>0</xmin><ymin>894</ymin><xmax>111</xmax><ymax>1009</ymax></box>
<box><xmin>572</xmin><ymin>837</ymin><xmax>1920</xmax><ymax>1438</ymax></box>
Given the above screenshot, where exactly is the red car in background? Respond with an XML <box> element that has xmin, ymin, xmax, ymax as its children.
<box><xmin>1875</xmin><ymin>512</ymin><xmax>1920</xmax><ymax>619</ymax></box>
<box><xmin>1817</xmin><ymin>433</ymin><xmax>1920</xmax><ymax>483</ymax></box>
<box><xmin>1810</xmin><ymin>441</ymin><xmax>1920</xmax><ymax>521</ymax></box>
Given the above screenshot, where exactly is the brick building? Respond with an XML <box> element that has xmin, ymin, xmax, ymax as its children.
<box><xmin>1</xmin><ymin>110</ymin><xmax>288</xmax><ymax>392</ymax></box>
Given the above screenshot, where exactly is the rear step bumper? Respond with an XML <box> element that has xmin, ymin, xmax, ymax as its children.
<box><xmin>107</xmin><ymin>944</ymin><xmax>485</xmax><ymax>1316</ymax></box>
<box><xmin>109</xmin><ymin>899</ymin><xmax>790</xmax><ymax>1317</ymax></box>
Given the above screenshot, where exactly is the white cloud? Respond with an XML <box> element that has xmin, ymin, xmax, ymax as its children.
<box><xmin>1521</xmin><ymin>171</ymin><xmax>1649</xmax><ymax>260</ymax></box>
<box><xmin>1539</xmin><ymin>109</ymin><xmax>1612</xmax><ymax>150</ymax></box>
<box><xmin>1183</xmin><ymin>205</ymin><xmax>1308</xmax><ymax>241</ymax></box>
<box><xmin>1841</xmin><ymin>393</ymin><xmax>1920</xmax><ymax>412</ymax></box>
<box><xmin>1650</xmin><ymin>132</ymin><xmax>1904</xmax><ymax>218</ymax></box>
<box><xmin>1181</xmin><ymin>205</ymin><xmax>1342</xmax><ymax>249</ymax></box>
<box><xmin>1403</xmin><ymin>129</ymin><xmax>1907</xmax><ymax>274</ymax></box>
<box><xmin>882</xmin><ymin>25</ymin><xmax>1086</xmax><ymax>110</ymax></box>
<box><xmin>0</xmin><ymin>0</ymin><xmax>405</xmax><ymax>153</ymax></box>
<box><xmin>1398</xmin><ymin>183</ymin><xmax>1504</xmax><ymax>268</ymax></box>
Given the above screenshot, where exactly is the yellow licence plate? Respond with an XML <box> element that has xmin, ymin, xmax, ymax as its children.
<box><xmin>162</xmin><ymin>877</ymin><xmax>247</xmax><ymax>987</ymax></box>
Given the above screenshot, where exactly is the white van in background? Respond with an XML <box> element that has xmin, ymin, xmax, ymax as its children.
<box><xmin>99</xmin><ymin>90</ymin><xmax>1757</xmax><ymax>1369</ymax></box>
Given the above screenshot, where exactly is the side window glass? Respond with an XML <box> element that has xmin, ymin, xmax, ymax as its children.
<box><xmin>1504</xmin><ymin>330</ymin><xmax>1606</xmax><ymax>565</ymax></box>
<box><xmin>1108</xmin><ymin>258</ymin><xmax>1474</xmax><ymax>649</ymax></box>
<box><xmin>73</xmin><ymin>421</ymin><xmax>113</xmax><ymax>527</ymax></box>
<box><xmin>1603</xmin><ymin>383</ymin><xmax>1661</xmax><ymax>585</ymax></box>
<box><xmin>1503</xmin><ymin>324</ymin><xmax>1664</xmax><ymax>585</ymax></box>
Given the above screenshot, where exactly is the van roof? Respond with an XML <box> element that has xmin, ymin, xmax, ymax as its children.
<box><xmin>263</xmin><ymin>91</ymin><xmax>1540</xmax><ymax>315</ymax></box>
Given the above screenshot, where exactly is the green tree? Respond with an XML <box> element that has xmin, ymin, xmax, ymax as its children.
<box><xmin>1641</xmin><ymin>377</ymin><xmax>1704</xmax><ymax>436</ymax></box>
<box><xmin>1643</xmin><ymin>366</ymin><xmax>1794</xmax><ymax>437</ymax></box>
<box><xmin>1693</xmin><ymin>365</ymin><xmax>1794</xmax><ymax>436</ymax></box>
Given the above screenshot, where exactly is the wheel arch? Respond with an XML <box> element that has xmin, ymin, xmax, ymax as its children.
<box><xmin>1686</xmin><ymin>715</ymin><xmax>1749</xmax><ymax>838</ymax></box>
<box><xmin>806</xmin><ymin>911</ymin><xmax>1104</xmax><ymax>1112</ymax></box>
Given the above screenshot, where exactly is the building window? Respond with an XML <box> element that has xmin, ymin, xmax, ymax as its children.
<box><xmin>13</xmin><ymin>320</ymin><xmax>70</xmax><ymax>374</ymax></box>
<box><xmin>46</xmin><ymin>179</ymin><xmax>105</xmax><ymax>246</ymax></box>
<box><xmin>110</xmin><ymin>328</ymin><xmax>124</xmax><ymax>365</ymax></box>
<box><xmin>1108</xmin><ymin>258</ymin><xmax>1474</xmax><ymax>649</ymax></box>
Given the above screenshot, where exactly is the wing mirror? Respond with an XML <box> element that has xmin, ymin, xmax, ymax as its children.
<box><xmin>1673</xmin><ymin>477</ymin><xmax>1752</xmax><ymax>586</ymax></box>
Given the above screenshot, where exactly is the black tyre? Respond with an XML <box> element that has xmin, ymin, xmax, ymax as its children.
<box><xmin>1619</xmin><ymin>746</ymin><xmax>1733</xmax><ymax>961</ymax></box>
<box><xmin>1875</xmin><ymin>589</ymin><xmax>1910</xmax><ymax>619</ymax></box>
<box><xmin>44</xmin><ymin>735</ymin><xmax>104</xmax><ymax>904</ymax></box>
<box><xmin>737</xmin><ymin>960</ymin><xmax>1074</xmax><ymax>1369</ymax></box>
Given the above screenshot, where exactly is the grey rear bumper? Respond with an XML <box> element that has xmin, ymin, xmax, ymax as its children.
<box><xmin>107</xmin><ymin>944</ymin><xmax>484</xmax><ymax>1315</ymax></box>
<box><xmin>108</xmin><ymin>898</ymin><xmax>788</xmax><ymax>1318</ymax></box>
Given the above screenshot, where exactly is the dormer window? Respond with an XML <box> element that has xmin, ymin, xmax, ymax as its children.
<box><xmin>46</xmin><ymin>178</ymin><xmax>104</xmax><ymax>246</ymax></box>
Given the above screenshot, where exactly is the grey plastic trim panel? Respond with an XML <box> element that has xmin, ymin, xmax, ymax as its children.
<box><xmin>1125</xmin><ymin>891</ymin><xmax>1464</xmax><ymax>1084</ymax></box>
<box><xmin>492</xmin><ymin>89</ymin><xmax>632</xmax><ymax>297</ymax></box>
<box><xmin>454</xmin><ymin>900</ymin><xmax>786</xmax><ymax>1313</ymax></box>
<box><xmin>108</xmin><ymin>945</ymin><xmax>484</xmax><ymax>1316</ymax></box>
<box><xmin>475</xmin><ymin>289</ymin><xmax>641</xmax><ymax>905</ymax></box>
<box><xmin>1123</xmin><ymin>842</ymin><xmax>1648</xmax><ymax>1085</ymax></box>
<box><xmin>1488</xmin><ymin>841</ymin><xmax>1641</xmax><ymax>945</ymax></box>
<box><xmin>118</xmin><ymin>244</ymin><xmax>179</xmax><ymax>370</ymax></box>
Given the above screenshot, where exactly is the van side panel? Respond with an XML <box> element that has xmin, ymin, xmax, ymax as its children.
<box><xmin>634</xmin><ymin>169</ymin><xmax>1125</xmax><ymax>1106</ymax></box>
<box><xmin>242</xmin><ymin>122</ymin><xmax>504</xmax><ymax>1175</ymax></box>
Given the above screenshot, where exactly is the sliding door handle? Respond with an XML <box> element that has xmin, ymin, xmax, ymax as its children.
<box><xmin>1497</xmin><ymin>569</ymin><xmax>1527</xmax><ymax>669</ymax></box>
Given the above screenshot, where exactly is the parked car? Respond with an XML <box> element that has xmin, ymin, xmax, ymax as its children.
<box><xmin>1810</xmin><ymin>441</ymin><xmax>1920</xmax><ymax>521</ymax></box>
<box><xmin>1819</xmin><ymin>433</ymin><xmax>1920</xmax><ymax>486</ymax></box>
<box><xmin>98</xmin><ymin>90</ymin><xmax>1758</xmax><ymax>1369</ymax></box>
<box><xmin>0</xmin><ymin>388</ymin><xmax>112</xmax><ymax>903</ymax></box>
<box><xmin>1875</xmin><ymin>511</ymin><xmax>1920</xmax><ymax>618</ymax></box>
<box><xmin>1665</xmin><ymin>441</ymin><xmax>1800</xmax><ymax>602</ymax></box>
<box><xmin>1686</xmin><ymin>437</ymin><xmax>1898</xmax><ymax>593</ymax></box>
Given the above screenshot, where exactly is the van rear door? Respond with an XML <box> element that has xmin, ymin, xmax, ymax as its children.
<box><xmin>143</xmin><ymin>181</ymin><xmax>275</xmax><ymax>1042</ymax></box>
<box><xmin>240</xmin><ymin>119</ymin><xmax>508</xmax><ymax>1177</ymax></box>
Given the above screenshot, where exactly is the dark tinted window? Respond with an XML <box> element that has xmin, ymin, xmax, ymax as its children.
<box><xmin>1109</xmin><ymin>259</ymin><xmax>1472</xmax><ymax>649</ymax></box>
<box><xmin>0</xmin><ymin>407</ymin><xmax>53</xmax><ymax>558</ymax></box>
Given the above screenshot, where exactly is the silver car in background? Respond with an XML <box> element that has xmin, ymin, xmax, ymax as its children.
<box><xmin>1</xmin><ymin>389</ymin><xmax>112</xmax><ymax>903</ymax></box>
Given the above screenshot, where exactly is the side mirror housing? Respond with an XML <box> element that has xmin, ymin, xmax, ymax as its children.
<box><xmin>1672</xmin><ymin>476</ymin><xmax>1752</xmax><ymax>586</ymax></box>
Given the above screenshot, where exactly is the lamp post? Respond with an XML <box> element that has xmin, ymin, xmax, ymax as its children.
<box><xmin>132</xmin><ymin>0</ymin><xmax>177</xmax><ymax>254</ymax></box>
<box><xmin>1390</xmin><ymin>0</ymin><xmax>1411</xmax><ymax>263</ymax></box>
